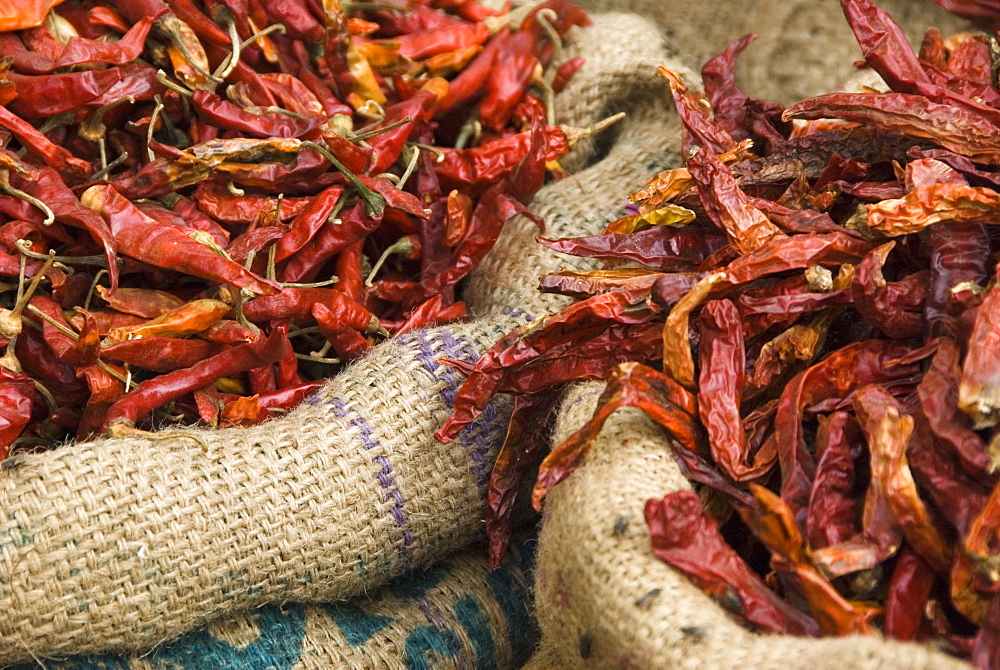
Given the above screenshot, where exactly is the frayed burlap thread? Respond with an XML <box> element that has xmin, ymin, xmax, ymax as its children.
<box><xmin>529</xmin><ymin>382</ymin><xmax>973</xmax><ymax>669</ymax></box>
<box><xmin>8</xmin><ymin>536</ymin><xmax>536</xmax><ymax>670</ymax></box>
<box><xmin>0</xmin><ymin>13</ymin><xmax>689</xmax><ymax>666</ymax></box>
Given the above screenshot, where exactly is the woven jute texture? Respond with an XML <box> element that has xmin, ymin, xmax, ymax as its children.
<box><xmin>574</xmin><ymin>0</ymin><xmax>969</xmax><ymax>103</ymax></box>
<box><xmin>529</xmin><ymin>382</ymin><xmax>973</xmax><ymax>669</ymax></box>
<box><xmin>9</xmin><ymin>536</ymin><xmax>537</xmax><ymax>670</ymax></box>
<box><xmin>0</xmin><ymin>13</ymin><xmax>688</xmax><ymax>666</ymax></box>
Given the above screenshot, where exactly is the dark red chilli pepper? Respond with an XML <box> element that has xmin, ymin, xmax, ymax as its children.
<box><xmin>102</xmin><ymin>337</ymin><xmax>221</xmax><ymax>372</ymax></box>
<box><xmin>0</xmin><ymin>367</ymin><xmax>38</xmax><ymax>460</ymax></box>
<box><xmin>103</xmin><ymin>327</ymin><xmax>288</xmax><ymax>430</ymax></box>
<box><xmin>8</xmin><ymin>68</ymin><xmax>125</xmax><ymax>118</ymax></box>
<box><xmin>646</xmin><ymin>491</ymin><xmax>821</xmax><ymax>637</ymax></box>
<box><xmin>312</xmin><ymin>302</ymin><xmax>372</xmax><ymax>362</ymax></box>
<box><xmin>243</xmin><ymin>287</ymin><xmax>373</xmax><ymax>331</ymax></box>
<box><xmin>479</xmin><ymin>30</ymin><xmax>538</xmax><ymax>131</ymax></box>
<box><xmin>0</xmin><ymin>107</ymin><xmax>91</xmax><ymax>180</ymax></box>
<box><xmin>334</xmin><ymin>239</ymin><xmax>365</xmax><ymax>305</ymax></box>
<box><xmin>278</xmin><ymin>202</ymin><xmax>381</xmax><ymax>284</ymax></box>
<box><xmin>273</xmin><ymin>185</ymin><xmax>345</xmax><ymax>262</ymax></box>
<box><xmin>191</xmin><ymin>90</ymin><xmax>325</xmax><ymax>139</ymax></box>
<box><xmin>884</xmin><ymin>548</ymin><xmax>936</xmax><ymax>641</ymax></box>
<box><xmin>81</xmin><ymin>184</ymin><xmax>280</xmax><ymax>296</ymax></box>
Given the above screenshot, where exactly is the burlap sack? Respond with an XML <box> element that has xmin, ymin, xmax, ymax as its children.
<box><xmin>529</xmin><ymin>383</ymin><xmax>973</xmax><ymax>669</ymax></box>
<box><xmin>0</xmin><ymin>13</ymin><xmax>687</xmax><ymax>666</ymax></box>
<box><xmin>8</xmin><ymin>535</ymin><xmax>536</xmax><ymax>670</ymax></box>
<box><xmin>573</xmin><ymin>0</ymin><xmax>970</xmax><ymax>103</ymax></box>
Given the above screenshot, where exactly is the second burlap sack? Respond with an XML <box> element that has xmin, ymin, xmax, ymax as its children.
<box><xmin>529</xmin><ymin>384</ymin><xmax>973</xmax><ymax>669</ymax></box>
<box><xmin>0</xmin><ymin>13</ymin><xmax>687</xmax><ymax>666</ymax></box>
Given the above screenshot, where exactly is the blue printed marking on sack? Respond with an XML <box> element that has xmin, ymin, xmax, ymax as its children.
<box><xmin>322</xmin><ymin>602</ymin><xmax>393</xmax><ymax>647</ymax></box>
<box><xmin>453</xmin><ymin>595</ymin><xmax>497</xmax><ymax>670</ymax></box>
<box><xmin>403</xmin><ymin>625</ymin><xmax>461</xmax><ymax>670</ymax></box>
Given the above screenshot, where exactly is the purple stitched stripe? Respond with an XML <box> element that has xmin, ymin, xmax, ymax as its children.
<box><xmin>407</xmin><ymin>330</ymin><xmax>496</xmax><ymax>490</ymax></box>
<box><xmin>329</xmin><ymin>397</ymin><xmax>413</xmax><ymax>566</ymax></box>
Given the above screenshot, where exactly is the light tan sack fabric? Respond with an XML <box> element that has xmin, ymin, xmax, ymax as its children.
<box><xmin>9</xmin><ymin>535</ymin><xmax>537</xmax><ymax>670</ymax></box>
<box><xmin>574</xmin><ymin>0</ymin><xmax>970</xmax><ymax>103</ymax></box>
<box><xmin>0</xmin><ymin>13</ymin><xmax>688</xmax><ymax>666</ymax></box>
<box><xmin>529</xmin><ymin>383</ymin><xmax>973</xmax><ymax>669</ymax></box>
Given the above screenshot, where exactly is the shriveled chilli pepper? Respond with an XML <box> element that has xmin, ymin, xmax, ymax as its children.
<box><xmin>103</xmin><ymin>327</ymin><xmax>287</xmax><ymax>431</ymax></box>
<box><xmin>244</xmin><ymin>286</ymin><xmax>373</xmax><ymax>330</ymax></box>
<box><xmin>311</xmin><ymin>302</ymin><xmax>371</xmax><ymax>361</ymax></box>
<box><xmin>646</xmin><ymin>491</ymin><xmax>821</xmax><ymax>637</ymax></box>
<box><xmin>105</xmin><ymin>299</ymin><xmax>230</xmax><ymax>342</ymax></box>
<box><xmin>191</xmin><ymin>90</ymin><xmax>326</xmax><ymax>139</ymax></box>
<box><xmin>958</xmin><ymin>279</ymin><xmax>1000</xmax><ymax>428</ymax></box>
<box><xmin>81</xmin><ymin>185</ymin><xmax>280</xmax><ymax>296</ymax></box>
<box><xmin>854</xmin><ymin>385</ymin><xmax>951</xmax><ymax>573</ymax></box>
<box><xmin>537</xmin><ymin>225</ymin><xmax>726</xmax><ymax>272</ymax></box>
<box><xmin>392</xmin><ymin>294</ymin><xmax>467</xmax><ymax>335</ymax></box>
<box><xmin>698</xmin><ymin>300</ymin><xmax>774</xmax><ymax>480</ymax></box>
<box><xmin>278</xmin><ymin>201</ymin><xmax>380</xmax><ymax>284</ymax></box>
<box><xmin>102</xmin><ymin>337</ymin><xmax>220</xmax><ymax>372</ymax></box>
<box><xmin>0</xmin><ymin>367</ymin><xmax>36</xmax><ymax>459</ymax></box>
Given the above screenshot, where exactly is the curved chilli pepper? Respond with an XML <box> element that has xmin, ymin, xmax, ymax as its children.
<box><xmin>311</xmin><ymin>302</ymin><xmax>372</xmax><ymax>362</ymax></box>
<box><xmin>434</xmin><ymin>125</ymin><xmax>569</xmax><ymax>191</ymax></box>
<box><xmin>393</xmin><ymin>294</ymin><xmax>467</xmax><ymax>336</ymax></box>
<box><xmin>53</xmin><ymin>16</ymin><xmax>155</xmax><ymax>71</ymax></box>
<box><xmin>95</xmin><ymin>286</ymin><xmax>184</xmax><ymax>319</ymax></box>
<box><xmin>775</xmin><ymin>339</ymin><xmax>920</xmax><ymax>528</ymax></box>
<box><xmin>739</xmin><ymin>484</ymin><xmax>879</xmax><ymax>636</ymax></box>
<box><xmin>660</xmin><ymin>66</ymin><xmax>737</xmax><ymax>156</ymax></box>
<box><xmin>102</xmin><ymin>337</ymin><xmax>221</xmax><ymax>372</ymax></box>
<box><xmin>0</xmin><ymin>107</ymin><xmax>91</xmax><ymax>180</ymax></box>
<box><xmin>396</xmin><ymin>22</ymin><xmax>490</xmax><ymax>60</ymax></box>
<box><xmin>688</xmin><ymin>145</ymin><xmax>786</xmax><ymax>254</ymax></box>
<box><xmin>105</xmin><ymin>299</ymin><xmax>230</xmax><ymax>342</ymax></box>
<box><xmin>537</xmin><ymin>225</ymin><xmax>726</xmax><ymax>272</ymax></box>
<box><xmin>487</xmin><ymin>391</ymin><xmax>560</xmax><ymax>568</ymax></box>
<box><xmin>533</xmin><ymin>361</ymin><xmax>700</xmax><ymax>509</ymax></box>
<box><xmin>0</xmin><ymin>367</ymin><xmax>36</xmax><ymax>460</ymax></box>
<box><xmin>646</xmin><ymin>491</ymin><xmax>821</xmax><ymax>637</ymax></box>
<box><xmin>102</xmin><ymin>327</ymin><xmax>288</xmax><ymax>431</ymax></box>
<box><xmin>805</xmin><ymin>411</ymin><xmax>863</xmax><ymax>550</ymax></box>
<box><xmin>194</xmin><ymin>183</ymin><xmax>310</xmax><ymax>224</ymax></box>
<box><xmin>868</xmin><ymin>182</ymin><xmax>1000</xmax><ymax>235</ymax></box>
<box><xmin>80</xmin><ymin>185</ymin><xmax>280</xmax><ymax>296</ymax></box>
<box><xmin>479</xmin><ymin>30</ymin><xmax>538</xmax><ymax>131</ymax></box>
<box><xmin>274</xmin><ymin>185</ymin><xmax>345</xmax><ymax>262</ymax></box>
<box><xmin>243</xmin><ymin>287</ymin><xmax>373</xmax><ymax>330</ymax></box>
<box><xmin>917</xmin><ymin>339</ymin><xmax>990</xmax><ymax>478</ymax></box>
<box><xmin>278</xmin><ymin>201</ymin><xmax>381</xmax><ymax>284</ymax></box>
<box><xmin>698</xmin><ymin>299</ymin><xmax>774</xmax><ymax>481</ymax></box>
<box><xmin>851</xmin><ymin>243</ymin><xmax>927</xmax><ymax>339</ymax></box>
<box><xmin>854</xmin><ymin>385</ymin><xmax>951</xmax><ymax>573</ymax></box>
<box><xmin>8</xmin><ymin>68</ymin><xmax>124</xmax><ymax>118</ymax></box>
<box><xmin>784</xmin><ymin>93</ymin><xmax>1000</xmax><ymax>165</ymax></box>
<box><xmin>191</xmin><ymin>90</ymin><xmax>326</xmax><ymax>139</ymax></box>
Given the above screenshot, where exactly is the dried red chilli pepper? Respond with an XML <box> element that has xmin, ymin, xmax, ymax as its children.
<box><xmin>0</xmin><ymin>0</ymin><xmax>593</xmax><ymax>453</ymax></box>
<box><xmin>103</xmin><ymin>327</ymin><xmax>287</xmax><ymax>431</ymax></box>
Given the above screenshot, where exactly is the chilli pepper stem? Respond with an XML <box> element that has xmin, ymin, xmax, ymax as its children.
<box><xmin>365</xmin><ymin>237</ymin><xmax>414</xmax><ymax>287</ymax></box>
<box><xmin>16</xmin><ymin>239</ymin><xmax>109</xmax><ymax>267</ymax></box>
<box><xmin>0</xmin><ymin>171</ymin><xmax>55</xmax><ymax>225</ymax></box>
<box><xmin>351</xmin><ymin>116</ymin><xmax>414</xmax><ymax>142</ymax></box>
<box><xmin>300</xmin><ymin>141</ymin><xmax>386</xmax><ymax>217</ymax></box>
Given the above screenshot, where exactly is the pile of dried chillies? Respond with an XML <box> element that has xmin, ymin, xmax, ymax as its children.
<box><xmin>0</xmin><ymin>0</ymin><xmax>603</xmax><ymax>457</ymax></box>
<box><xmin>437</xmin><ymin>0</ymin><xmax>1000</xmax><ymax>664</ymax></box>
